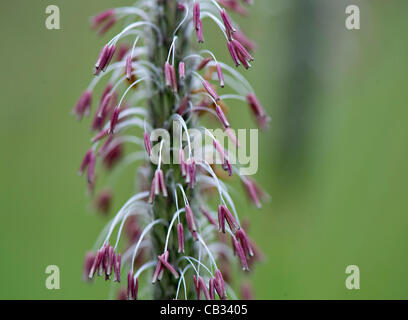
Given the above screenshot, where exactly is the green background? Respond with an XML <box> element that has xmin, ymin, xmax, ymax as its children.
<box><xmin>0</xmin><ymin>0</ymin><xmax>407</xmax><ymax>299</ymax></box>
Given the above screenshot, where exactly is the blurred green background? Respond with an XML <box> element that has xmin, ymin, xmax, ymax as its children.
<box><xmin>1</xmin><ymin>0</ymin><xmax>407</xmax><ymax>299</ymax></box>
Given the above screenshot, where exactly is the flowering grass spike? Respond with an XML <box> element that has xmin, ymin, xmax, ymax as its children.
<box><xmin>74</xmin><ymin>0</ymin><xmax>269</xmax><ymax>300</ymax></box>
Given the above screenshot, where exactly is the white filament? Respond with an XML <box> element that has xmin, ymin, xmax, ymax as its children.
<box><xmin>114</xmin><ymin>7</ymin><xmax>150</xmax><ymax>21</ymax></box>
<box><xmin>197</xmin><ymin>233</ymin><xmax>218</xmax><ymax>270</ymax></box>
<box><xmin>196</xmin><ymin>160</ymin><xmax>224</xmax><ymax>203</ymax></box>
<box><xmin>219</xmin><ymin>94</ymin><xmax>246</xmax><ymax>102</ymax></box>
<box><xmin>163</xmin><ymin>208</ymin><xmax>186</xmax><ymax>253</ymax></box>
<box><xmin>170</xmin><ymin>114</ymin><xmax>192</xmax><ymax>157</ymax></box>
<box><xmin>134</xmin><ymin>260</ymin><xmax>156</xmax><ymax>280</ymax></box>
<box><xmin>102</xmin><ymin>191</ymin><xmax>150</xmax><ymax>245</ymax></box>
<box><xmin>109</xmin><ymin>21</ymin><xmax>162</xmax><ymax>46</ymax></box>
<box><xmin>112</xmin><ymin>118</ymin><xmax>146</xmax><ymax>134</ymax></box>
<box><xmin>200</xmin><ymin>11</ymin><xmax>228</xmax><ymax>40</ymax></box>
<box><xmin>117</xmin><ymin>77</ymin><xmax>147</xmax><ymax>110</ymax></box>
<box><xmin>176</xmin><ymin>183</ymin><xmax>189</xmax><ymax>206</ymax></box>
<box><xmin>175</xmin><ymin>265</ymin><xmax>191</xmax><ymax>300</ymax></box>
<box><xmin>181</xmin><ymin>256</ymin><xmax>213</xmax><ymax>277</ymax></box>
<box><xmin>216</xmin><ymin>61</ymin><xmax>254</xmax><ymax>93</ymax></box>
<box><xmin>130</xmin><ymin>219</ymin><xmax>167</xmax><ymax>272</ymax></box>
<box><xmin>173</xmin><ymin>5</ymin><xmax>190</xmax><ymax>36</ymax></box>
